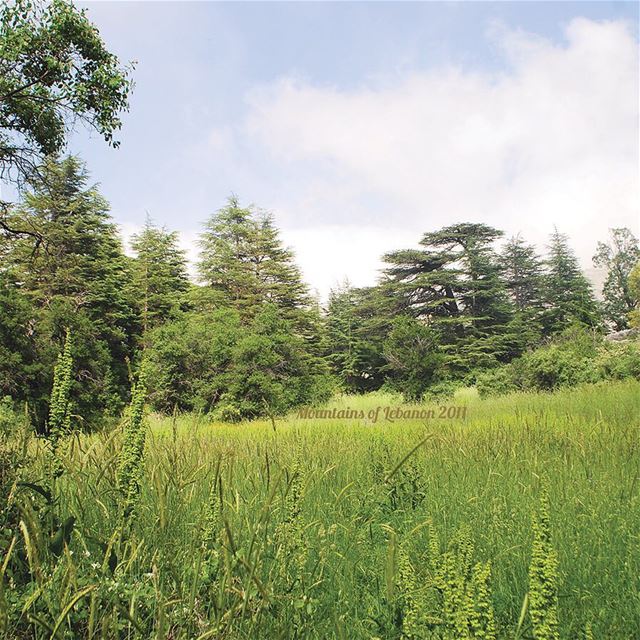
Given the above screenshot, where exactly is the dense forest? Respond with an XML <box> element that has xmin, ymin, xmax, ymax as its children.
<box><xmin>2</xmin><ymin>1</ymin><xmax>639</xmax><ymax>431</ymax></box>
<box><xmin>2</xmin><ymin>153</ymin><xmax>639</xmax><ymax>428</ymax></box>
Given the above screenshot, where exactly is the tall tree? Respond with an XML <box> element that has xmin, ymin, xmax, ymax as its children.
<box><xmin>324</xmin><ymin>282</ymin><xmax>390</xmax><ymax>392</ymax></box>
<box><xmin>198</xmin><ymin>196</ymin><xmax>311</xmax><ymax>324</ymax></box>
<box><xmin>130</xmin><ymin>218</ymin><xmax>190</xmax><ymax>335</ymax></box>
<box><xmin>383</xmin><ymin>223</ymin><xmax>514</xmax><ymax>372</ymax></box>
<box><xmin>592</xmin><ymin>228</ymin><xmax>640</xmax><ymax>330</ymax></box>
<box><xmin>0</xmin><ymin>0</ymin><xmax>132</xmax><ymax>189</ymax></box>
<box><xmin>1</xmin><ymin>156</ymin><xmax>139</xmax><ymax>425</ymax></box>
<box><xmin>500</xmin><ymin>235</ymin><xmax>544</xmax><ymax>312</ymax></box>
<box><xmin>541</xmin><ymin>229</ymin><xmax>600</xmax><ymax>335</ymax></box>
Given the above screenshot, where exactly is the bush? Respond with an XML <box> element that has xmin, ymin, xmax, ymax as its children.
<box><xmin>147</xmin><ymin>306</ymin><xmax>334</xmax><ymax>420</ymax></box>
<box><xmin>475</xmin><ymin>328</ymin><xmax>640</xmax><ymax>398</ymax></box>
<box><xmin>216</xmin><ymin>304</ymin><xmax>333</xmax><ymax>421</ymax></box>
<box><xmin>596</xmin><ymin>341</ymin><xmax>640</xmax><ymax>380</ymax></box>
<box><xmin>383</xmin><ymin>317</ymin><xmax>444</xmax><ymax>401</ymax></box>
<box><xmin>519</xmin><ymin>345</ymin><xmax>600</xmax><ymax>391</ymax></box>
<box><xmin>475</xmin><ymin>368</ymin><xmax>516</xmax><ymax>398</ymax></box>
<box><xmin>146</xmin><ymin>309</ymin><xmax>241</xmax><ymax>413</ymax></box>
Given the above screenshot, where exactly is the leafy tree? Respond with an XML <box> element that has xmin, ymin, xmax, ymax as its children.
<box><xmin>628</xmin><ymin>261</ymin><xmax>640</xmax><ymax>329</ymax></box>
<box><xmin>130</xmin><ymin>217</ymin><xmax>190</xmax><ymax>335</ymax></box>
<box><xmin>1</xmin><ymin>156</ymin><xmax>139</xmax><ymax>425</ymax></box>
<box><xmin>541</xmin><ymin>229</ymin><xmax>600</xmax><ymax>335</ymax></box>
<box><xmin>382</xmin><ymin>316</ymin><xmax>443</xmax><ymax>400</ymax></box>
<box><xmin>592</xmin><ymin>228</ymin><xmax>640</xmax><ymax>330</ymax></box>
<box><xmin>0</xmin><ymin>0</ymin><xmax>132</xmax><ymax>191</ymax></box>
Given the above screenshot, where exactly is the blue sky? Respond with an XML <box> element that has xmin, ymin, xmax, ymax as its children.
<box><xmin>66</xmin><ymin>2</ymin><xmax>640</xmax><ymax>297</ymax></box>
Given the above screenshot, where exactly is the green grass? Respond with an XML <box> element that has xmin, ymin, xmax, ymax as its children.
<box><xmin>3</xmin><ymin>380</ymin><xmax>639</xmax><ymax>638</ymax></box>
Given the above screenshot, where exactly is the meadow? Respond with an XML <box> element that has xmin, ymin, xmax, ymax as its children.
<box><xmin>2</xmin><ymin>380</ymin><xmax>639</xmax><ymax>639</ymax></box>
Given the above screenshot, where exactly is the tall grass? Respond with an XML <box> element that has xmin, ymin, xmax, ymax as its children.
<box><xmin>1</xmin><ymin>380</ymin><xmax>638</xmax><ymax>638</ymax></box>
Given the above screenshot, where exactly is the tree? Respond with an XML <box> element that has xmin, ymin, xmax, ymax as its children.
<box><xmin>1</xmin><ymin>156</ymin><xmax>139</xmax><ymax>426</ymax></box>
<box><xmin>324</xmin><ymin>282</ymin><xmax>392</xmax><ymax>393</ymax></box>
<box><xmin>383</xmin><ymin>316</ymin><xmax>443</xmax><ymax>400</ymax></box>
<box><xmin>541</xmin><ymin>229</ymin><xmax>600</xmax><ymax>335</ymax></box>
<box><xmin>500</xmin><ymin>235</ymin><xmax>544</xmax><ymax>312</ymax></box>
<box><xmin>0</xmin><ymin>270</ymin><xmax>36</xmax><ymax>399</ymax></box>
<box><xmin>628</xmin><ymin>261</ymin><xmax>640</xmax><ymax>329</ymax></box>
<box><xmin>0</xmin><ymin>0</ymin><xmax>132</xmax><ymax>191</ymax></box>
<box><xmin>198</xmin><ymin>196</ymin><xmax>313</xmax><ymax>332</ymax></box>
<box><xmin>592</xmin><ymin>228</ymin><xmax>640</xmax><ymax>330</ymax></box>
<box><xmin>383</xmin><ymin>223</ymin><xmax>514</xmax><ymax>373</ymax></box>
<box><xmin>130</xmin><ymin>218</ymin><xmax>190</xmax><ymax>335</ymax></box>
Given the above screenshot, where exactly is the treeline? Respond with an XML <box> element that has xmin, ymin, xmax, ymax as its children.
<box><xmin>328</xmin><ymin>223</ymin><xmax>640</xmax><ymax>399</ymax></box>
<box><xmin>1</xmin><ymin>156</ymin><xmax>639</xmax><ymax>426</ymax></box>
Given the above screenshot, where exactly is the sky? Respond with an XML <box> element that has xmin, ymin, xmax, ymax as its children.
<box><xmin>63</xmin><ymin>1</ymin><xmax>640</xmax><ymax>299</ymax></box>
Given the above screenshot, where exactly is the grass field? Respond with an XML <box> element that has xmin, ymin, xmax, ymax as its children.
<box><xmin>4</xmin><ymin>380</ymin><xmax>640</xmax><ymax>639</ymax></box>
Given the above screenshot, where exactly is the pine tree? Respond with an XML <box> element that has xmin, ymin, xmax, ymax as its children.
<box><xmin>592</xmin><ymin>228</ymin><xmax>640</xmax><ymax>331</ymax></box>
<box><xmin>130</xmin><ymin>217</ymin><xmax>190</xmax><ymax>335</ymax></box>
<box><xmin>500</xmin><ymin>235</ymin><xmax>544</xmax><ymax>312</ymax></box>
<box><xmin>383</xmin><ymin>223</ymin><xmax>514</xmax><ymax>373</ymax></box>
<box><xmin>324</xmin><ymin>283</ymin><xmax>390</xmax><ymax>392</ymax></box>
<box><xmin>198</xmin><ymin>196</ymin><xmax>310</xmax><ymax>323</ymax></box>
<box><xmin>499</xmin><ymin>235</ymin><xmax>545</xmax><ymax>355</ymax></box>
<box><xmin>1</xmin><ymin>156</ymin><xmax>139</xmax><ymax>426</ymax></box>
<box><xmin>541</xmin><ymin>229</ymin><xmax>600</xmax><ymax>335</ymax></box>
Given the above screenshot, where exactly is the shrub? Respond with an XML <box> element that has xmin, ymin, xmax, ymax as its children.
<box><xmin>519</xmin><ymin>345</ymin><xmax>600</xmax><ymax>391</ymax></box>
<box><xmin>475</xmin><ymin>367</ymin><xmax>516</xmax><ymax>398</ymax></box>
<box><xmin>217</xmin><ymin>304</ymin><xmax>333</xmax><ymax>421</ymax></box>
<box><xmin>146</xmin><ymin>309</ymin><xmax>242</xmax><ymax>413</ymax></box>
<box><xmin>596</xmin><ymin>341</ymin><xmax>640</xmax><ymax>380</ymax></box>
<box><xmin>383</xmin><ymin>317</ymin><xmax>444</xmax><ymax>401</ymax></box>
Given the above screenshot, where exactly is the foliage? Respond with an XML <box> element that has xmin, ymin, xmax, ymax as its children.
<box><xmin>1</xmin><ymin>157</ymin><xmax>139</xmax><ymax>427</ymax></box>
<box><xmin>383</xmin><ymin>315</ymin><xmax>444</xmax><ymax>400</ymax></box>
<box><xmin>476</xmin><ymin>328</ymin><xmax>640</xmax><ymax>397</ymax></box>
<box><xmin>383</xmin><ymin>223</ymin><xmax>515</xmax><ymax>373</ymax></box>
<box><xmin>528</xmin><ymin>486</ymin><xmax>560</xmax><ymax>640</ymax></box>
<box><xmin>541</xmin><ymin>229</ymin><xmax>600</xmax><ymax>335</ymax></box>
<box><xmin>217</xmin><ymin>304</ymin><xmax>333</xmax><ymax>421</ymax></box>
<box><xmin>0</xmin><ymin>0</ymin><xmax>132</xmax><ymax>188</ymax></box>
<box><xmin>146</xmin><ymin>309</ymin><xmax>241</xmax><ymax>414</ymax></box>
<box><xmin>626</xmin><ymin>261</ymin><xmax>640</xmax><ymax>328</ymax></box>
<box><xmin>47</xmin><ymin>328</ymin><xmax>73</xmax><ymax>445</ymax></box>
<box><xmin>130</xmin><ymin>217</ymin><xmax>190</xmax><ymax>335</ymax></box>
<box><xmin>592</xmin><ymin>228</ymin><xmax>640</xmax><ymax>330</ymax></box>
<box><xmin>116</xmin><ymin>362</ymin><xmax>148</xmax><ymax>521</ymax></box>
<box><xmin>198</xmin><ymin>196</ymin><xmax>311</xmax><ymax>325</ymax></box>
<box><xmin>499</xmin><ymin>235</ymin><xmax>544</xmax><ymax>314</ymax></box>
<box><xmin>324</xmin><ymin>282</ymin><xmax>390</xmax><ymax>393</ymax></box>
<box><xmin>146</xmin><ymin>305</ymin><xmax>333</xmax><ymax>420</ymax></box>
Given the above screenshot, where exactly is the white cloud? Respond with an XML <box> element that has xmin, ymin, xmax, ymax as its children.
<box><xmin>239</xmin><ymin>17</ymin><xmax>639</xmax><ymax>292</ymax></box>
<box><xmin>281</xmin><ymin>225</ymin><xmax>419</xmax><ymax>300</ymax></box>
